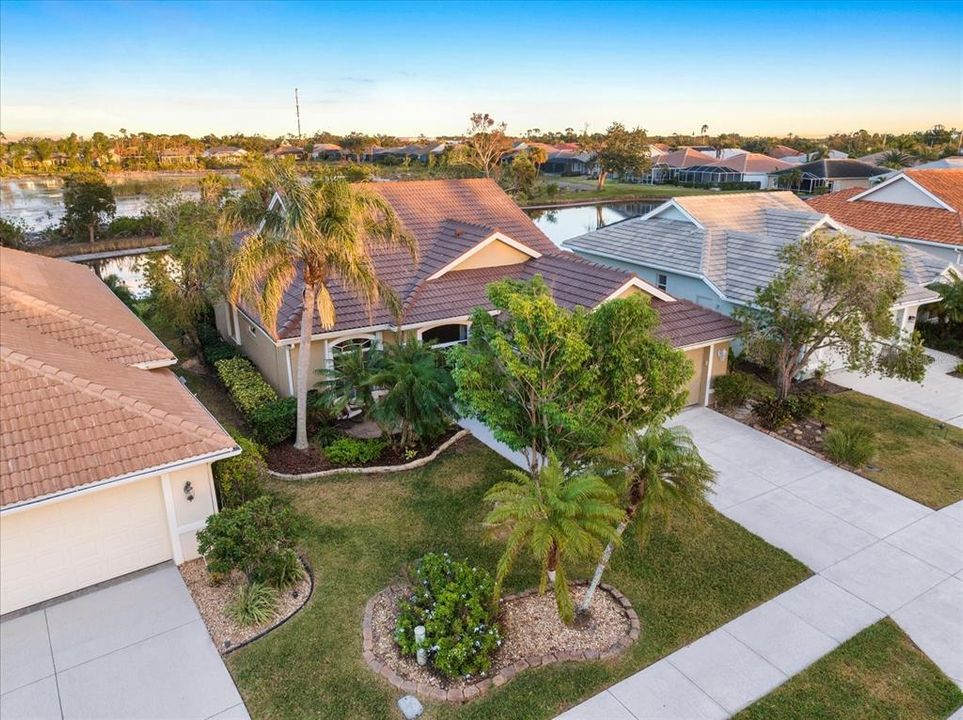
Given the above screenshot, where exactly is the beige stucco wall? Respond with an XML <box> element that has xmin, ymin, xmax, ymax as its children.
<box><xmin>452</xmin><ymin>241</ymin><xmax>530</xmax><ymax>271</ymax></box>
<box><xmin>235</xmin><ymin>311</ymin><xmax>288</xmax><ymax>395</ymax></box>
<box><xmin>684</xmin><ymin>347</ymin><xmax>708</xmax><ymax>405</ymax></box>
<box><xmin>166</xmin><ymin>464</ymin><xmax>218</xmax><ymax>561</ymax></box>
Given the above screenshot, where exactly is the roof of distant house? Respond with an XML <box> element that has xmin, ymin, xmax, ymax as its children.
<box><xmin>767</xmin><ymin>144</ymin><xmax>804</xmax><ymax>159</ymax></box>
<box><xmin>708</xmin><ymin>152</ymin><xmax>794</xmax><ymax>174</ymax></box>
<box><xmin>653</xmin><ymin>148</ymin><xmax>717</xmax><ymax>169</ymax></box>
<box><xmin>773</xmin><ymin>159</ymin><xmax>892</xmax><ymax>179</ymax></box>
<box><xmin>564</xmin><ymin>191</ymin><xmax>945</xmax><ymax>306</ymax></box>
<box><xmin>269</xmin><ymin>145</ymin><xmax>305</xmax><ymax>156</ymax></box>
<box><xmin>914</xmin><ymin>157</ymin><xmax>963</xmax><ymax>170</ymax></box>
<box><xmin>312</xmin><ymin>143</ymin><xmax>343</xmax><ymax>152</ymax></box>
<box><xmin>807</xmin><ymin>169</ymin><xmax>963</xmax><ymax>247</ymax></box>
<box><xmin>234</xmin><ymin>179</ymin><xmax>740</xmax><ymax>348</ymax></box>
<box><xmin>204</xmin><ymin>145</ymin><xmax>246</xmax><ymax>156</ymax></box>
<box><xmin>0</xmin><ymin>249</ymin><xmax>237</xmax><ymax>508</ymax></box>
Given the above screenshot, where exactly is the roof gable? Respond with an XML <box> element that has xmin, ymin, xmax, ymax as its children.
<box><xmin>426</xmin><ymin>231</ymin><xmax>540</xmax><ymax>280</ymax></box>
<box><xmin>849</xmin><ymin>173</ymin><xmax>953</xmax><ymax>209</ymax></box>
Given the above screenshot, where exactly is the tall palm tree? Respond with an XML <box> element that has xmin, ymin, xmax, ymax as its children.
<box><xmin>484</xmin><ymin>456</ymin><xmax>623</xmax><ymax>624</ymax></box>
<box><xmin>578</xmin><ymin>424</ymin><xmax>715</xmax><ymax>613</ymax></box>
<box><xmin>700</xmin><ymin>124</ymin><xmax>709</xmax><ymax>145</ymax></box>
<box><xmin>229</xmin><ymin>163</ymin><xmax>416</xmax><ymax>449</ymax></box>
<box><xmin>877</xmin><ymin>149</ymin><xmax>914</xmax><ymax>170</ymax></box>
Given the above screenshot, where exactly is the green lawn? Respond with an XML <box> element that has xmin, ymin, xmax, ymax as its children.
<box><xmin>819</xmin><ymin>392</ymin><xmax>963</xmax><ymax>509</ymax></box>
<box><xmin>735</xmin><ymin>620</ymin><xmax>963</xmax><ymax>720</ymax></box>
<box><xmin>227</xmin><ymin>438</ymin><xmax>809</xmax><ymax>719</ymax></box>
<box><xmin>521</xmin><ymin>177</ymin><xmax>755</xmax><ymax>206</ymax></box>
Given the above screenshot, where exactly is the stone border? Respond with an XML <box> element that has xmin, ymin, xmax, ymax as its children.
<box><xmin>267</xmin><ymin>429</ymin><xmax>470</xmax><ymax>480</ymax></box>
<box><xmin>362</xmin><ymin>581</ymin><xmax>640</xmax><ymax>704</ymax></box>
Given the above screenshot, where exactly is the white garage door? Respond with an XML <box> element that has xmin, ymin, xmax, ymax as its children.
<box><xmin>0</xmin><ymin>477</ymin><xmax>172</xmax><ymax>614</ymax></box>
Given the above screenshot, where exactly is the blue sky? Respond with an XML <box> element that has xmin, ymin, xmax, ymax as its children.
<box><xmin>1</xmin><ymin>0</ymin><xmax>960</xmax><ymax>138</ymax></box>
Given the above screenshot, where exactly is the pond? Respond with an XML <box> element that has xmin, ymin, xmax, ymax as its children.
<box><xmin>524</xmin><ymin>201</ymin><xmax>659</xmax><ymax>246</ymax></box>
<box><xmin>83</xmin><ymin>253</ymin><xmax>158</xmax><ymax>299</ymax></box>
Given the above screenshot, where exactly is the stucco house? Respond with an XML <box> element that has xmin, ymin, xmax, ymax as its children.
<box><xmin>807</xmin><ymin>168</ymin><xmax>963</xmax><ymax>267</ymax></box>
<box><xmin>0</xmin><ymin>249</ymin><xmax>238</xmax><ymax>614</ymax></box>
<box><xmin>772</xmin><ymin>159</ymin><xmax>892</xmax><ymax>193</ymax></box>
<box><xmin>563</xmin><ymin>192</ymin><xmax>953</xmax><ymax>368</ymax></box>
<box><xmin>215</xmin><ymin>179</ymin><xmax>741</xmax><ymax>409</ymax></box>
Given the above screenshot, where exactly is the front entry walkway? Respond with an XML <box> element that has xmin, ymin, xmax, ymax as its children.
<box><xmin>545</xmin><ymin>408</ymin><xmax>962</xmax><ymax>719</ymax></box>
<box><xmin>828</xmin><ymin>348</ymin><xmax>963</xmax><ymax>428</ymax></box>
<box><xmin>0</xmin><ymin>563</ymin><xmax>248</xmax><ymax>720</ymax></box>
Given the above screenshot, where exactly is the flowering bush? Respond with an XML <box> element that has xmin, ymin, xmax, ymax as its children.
<box><xmin>395</xmin><ymin>553</ymin><xmax>501</xmax><ymax>679</ymax></box>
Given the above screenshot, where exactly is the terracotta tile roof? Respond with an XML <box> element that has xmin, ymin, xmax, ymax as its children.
<box><xmin>906</xmin><ymin>169</ymin><xmax>963</xmax><ymax>211</ymax></box>
<box><xmin>767</xmin><ymin>144</ymin><xmax>804</xmax><ymax>159</ymax></box>
<box><xmin>708</xmin><ymin>152</ymin><xmax>794</xmax><ymax>174</ymax></box>
<box><xmin>1</xmin><ymin>250</ymin><xmax>236</xmax><ymax>507</ymax></box>
<box><xmin>807</xmin><ymin>183</ymin><xmax>963</xmax><ymax>247</ymax></box>
<box><xmin>653</xmin><ymin>148</ymin><xmax>717</xmax><ymax>168</ymax></box>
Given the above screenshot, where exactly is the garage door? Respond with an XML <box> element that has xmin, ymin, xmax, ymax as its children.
<box><xmin>684</xmin><ymin>347</ymin><xmax>708</xmax><ymax>406</ymax></box>
<box><xmin>0</xmin><ymin>477</ymin><xmax>172</xmax><ymax>614</ymax></box>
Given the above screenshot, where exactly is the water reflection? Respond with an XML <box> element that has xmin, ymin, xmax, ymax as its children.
<box><xmin>525</xmin><ymin>201</ymin><xmax>658</xmax><ymax>245</ymax></box>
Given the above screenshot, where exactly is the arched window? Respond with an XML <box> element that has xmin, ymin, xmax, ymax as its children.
<box><xmin>420</xmin><ymin>323</ymin><xmax>469</xmax><ymax>348</ymax></box>
<box><xmin>329</xmin><ymin>336</ymin><xmax>375</xmax><ymax>369</ymax></box>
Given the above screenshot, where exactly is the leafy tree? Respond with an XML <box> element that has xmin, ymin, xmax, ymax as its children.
<box><xmin>61</xmin><ymin>171</ymin><xmax>116</xmax><ymax>242</ymax></box>
<box><xmin>736</xmin><ymin>232</ymin><xmax>930</xmax><ymax>401</ymax></box>
<box><xmin>929</xmin><ymin>275</ymin><xmax>963</xmax><ymax>327</ymax></box>
<box><xmin>102</xmin><ymin>274</ymin><xmax>137</xmax><ymax>311</ymax></box>
<box><xmin>484</xmin><ymin>455</ymin><xmax>623</xmax><ymax>624</ymax></box>
<box><xmin>315</xmin><ymin>344</ymin><xmax>378</xmax><ymax>418</ymax></box>
<box><xmin>579</xmin><ymin>425</ymin><xmax>715</xmax><ymax>613</ymax></box>
<box><xmin>229</xmin><ymin>163</ymin><xmax>416</xmax><ymax>450</ymax></box>
<box><xmin>451</xmin><ymin>279</ymin><xmax>689</xmax><ymax>474</ymax></box>
<box><xmin>0</xmin><ymin>217</ymin><xmax>27</xmax><ymax>249</ymax></box>
<box><xmin>527</xmin><ymin>145</ymin><xmax>549</xmax><ymax>176</ymax></box>
<box><xmin>462</xmin><ymin>113</ymin><xmax>512</xmax><ymax>178</ymax></box>
<box><xmin>339</xmin><ymin>131</ymin><xmax>371</xmax><ymax>162</ymax></box>
<box><xmin>500</xmin><ymin>152</ymin><xmax>538</xmax><ymax>199</ymax></box>
<box><xmin>584</xmin><ymin>123</ymin><xmax>651</xmax><ymax>190</ymax></box>
<box><xmin>199</xmin><ymin>172</ymin><xmax>230</xmax><ymax>204</ymax></box>
<box><xmin>368</xmin><ymin>340</ymin><xmax>456</xmax><ymax>449</ymax></box>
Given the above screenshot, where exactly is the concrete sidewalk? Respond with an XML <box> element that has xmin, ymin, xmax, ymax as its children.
<box><xmin>541</xmin><ymin>408</ymin><xmax>963</xmax><ymax>719</ymax></box>
<box><xmin>828</xmin><ymin>349</ymin><xmax>963</xmax><ymax>428</ymax></box>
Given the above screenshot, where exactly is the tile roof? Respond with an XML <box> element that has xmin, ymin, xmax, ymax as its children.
<box><xmin>807</xmin><ymin>170</ymin><xmax>963</xmax><ymax>247</ymax></box>
<box><xmin>1</xmin><ymin>249</ymin><xmax>236</xmax><ymax>507</ymax></box>
<box><xmin>650</xmin><ymin>298</ymin><xmax>741</xmax><ymax>347</ymax></box>
<box><xmin>774</xmin><ymin>159</ymin><xmax>892</xmax><ymax>179</ymax></box>
<box><xmin>652</xmin><ymin>148</ymin><xmax>717</xmax><ymax>169</ymax></box>
<box><xmin>767</xmin><ymin>145</ymin><xmax>804</xmax><ymax>159</ymax></box>
<box><xmin>708</xmin><ymin>152</ymin><xmax>794</xmax><ymax>174</ymax></box>
<box><xmin>565</xmin><ymin>192</ymin><xmax>947</xmax><ymax>306</ymax></box>
<box><xmin>236</xmin><ymin>179</ymin><xmax>739</xmax><ymax>349</ymax></box>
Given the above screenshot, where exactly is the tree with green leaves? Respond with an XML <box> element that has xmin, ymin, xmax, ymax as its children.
<box><xmin>876</xmin><ymin>149</ymin><xmax>914</xmax><ymax>170</ymax></box>
<box><xmin>579</xmin><ymin>425</ymin><xmax>715</xmax><ymax>613</ymax></box>
<box><xmin>500</xmin><ymin>152</ymin><xmax>538</xmax><ymax>199</ymax></box>
<box><xmin>451</xmin><ymin>279</ymin><xmax>690</xmax><ymax>475</ymax></box>
<box><xmin>229</xmin><ymin>162</ymin><xmax>416</xmax><ymax>450</ymax></box>
<box><xmin>61</xmin><ymin>171</ymin><xmax>116</xmax><ymax>242</ymax></box>
<box><xmin>484</xmin><ymin>455</ymin><xmax>624</xmax><ymax>624</ymax></box>
<box><xmin>584</xmin><ymin>123</ymin><xmax>651</xmax><ymax>190</ymax></box>
<box><xmin>368</xmin><ymin>340</ymin><xmax>456</xmax><ymax>449</ymax></box>
<box><xmin>736</xmin><ymin>231</ymin><xmax>931</xmax><ymax>401</ymax></box>
<box><xmin>199</xmin><ymin>172</ymin><xmax>230</xmax><ymax>204</ymax></box>
<box><xmin>461</xmin><ymin>113</ymin><xmax>512</xmax><ymax>178</ymax></box>
<box><xmin>315</xmin><ymin>344</ymin><xmax>378</xmax><ymax>418</ymax></box>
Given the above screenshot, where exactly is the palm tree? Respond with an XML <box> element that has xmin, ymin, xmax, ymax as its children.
<box><xmin>368</xmin><ymin>340</ymin><xmax>456</xmax><ymax>449</ymax></box>
<box><xmin>578</xmin><ymin>424</ymin><xmax>715</xmax><ymax>614</ymax></box>
<box><xmin>315</xmin><ymin>344</ymin><xmax>377</xmax><ymax>418</ymax></box>
<box><xmin>877</xmin><ymin>149</ymin><xmax>914</xmax><ymax>170</ymax></box>
<box><xmin>700</xmin><ymin>124</ymin><xmax>709</xmax><ymax>145</ymax></box>
<box><xmin>484</xmin><ymin>456</ymin><xmax>624</xmax><ymax>624</ymax></box>
<box><xmin>229</xmin><ymin>163</ymin><xmax>416</xmax><ymax>449</ymax></box>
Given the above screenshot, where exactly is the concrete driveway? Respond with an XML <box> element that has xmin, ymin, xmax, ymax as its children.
<box><xmin>0</xmin><ymin>564</ymin><xmax>248</xmax><ymax>720</ymax></box>
<box><xmin>828</xmin><ymin>349</ymin><xmax>963</xmax><ymax>428</ymax></box>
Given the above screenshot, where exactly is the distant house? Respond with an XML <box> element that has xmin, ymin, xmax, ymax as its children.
<box><xmin>675</xmin><ymin>152</ymin><xmax>794</xmax><ymax>188</ymax></box>
<box><xmin>266</xmin><ymin>144</ymin><xmax>306</xmax><ymax>160</ymax></box>
<box><xmin>159</xmin><ymin>146</ymin><xmax>197</xmax><ymax>164</ymax></box>
<box><xmin>202</xmin><ymin>145</ymin><xmax>248</xmax><ymax>161</ymax></box>
<box><xmin>650</xmin><ymin>148</ymin><xmax>718</xmax><ymax>183</ymax></box>
<box><xmin>0</xmin><ymin>249</ymin><xmax>238</xmax><ymax>614</ymax></box>
<box><xmin>807</xmin><ymin>169</ymin><xmax>963</xmax><ymax>266</ymax></box>
<box><xmin>914</xmin><ymin>157</ymin><xmax>963</xmax><ymax>170</ymax></box>
<box><xmin>772</xmin><ymin>159</ymin><xmax>892</xmax><ymax>193</ymax></box>
<box><xmin>541</xmin><ymin>148</ymin><xmax>595</xmax><ymax>175</ymax></box>
<box><xmin>310</xmin><ymin>143</ymin><xmax>344</xmax><ymax>160</ymax></box>
<box><xmin>564</xmin><ymin>192</ymin><xmax>950</xmax><ymax>366</ymax></box>
<box><xmin>217</xmin><ymin>179</ymin><xmax>741</xmax><ymax>408</ymax></box>
<box><xmin>767</xmin><ymin>144</ymin><xmax>805</xmax><ymax>160</ymax></box>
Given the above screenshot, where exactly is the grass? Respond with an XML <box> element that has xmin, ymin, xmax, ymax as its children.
<box><xmin>34</xmin><ymin>235</ymin><xmax>169</xmax><ymax>257</ymax></box>
<box><xmin>819</xmin><ymin>392</ymin><xmax>963</xmax><ymax>509</ymax></box>
<box><xmin>735</xmin><ymin>620</ymin><xmax>963</xmax><ymax>720</ymax></box>
<box><xmin>226</xmin><ymin>439</ymin><xmax>809</xmax><ymax>720</ymax></box>
<box><xmin>522</xmin><ymin>176</ymin><xmax>760</xmax><ymax>206</ymax></box>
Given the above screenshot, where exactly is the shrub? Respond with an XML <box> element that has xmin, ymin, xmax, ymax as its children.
<box><xmin>785</xmin><ymin>391</ymin><xmax>825</xmax><ymax>420</ymax></box>
<box><xmin>0</xmin><ymin>217</ymin><xmax>27</xmax><ymax>249</ymax></box>
<box><xmin>104</xmin><ymin>214</ymin><xmax>163</xmax><ymax>238</ymax></box>
<box><xmin>752</xmin><ymin>396</ymin><xmax>793</xmax><ymax>430</ymax></box>
<box><xmin>395</xmin><ymin>553</ymin><xmax>501</xmax><ymax>679</ymax></box>
<box><xmin>956</xmin><ymin>361</ymin><xmax>963</xmax><ymax>375</ymax></box>
<box><xmin>213</xmin><ymin>434</ymin><xmax>266</xmax><ymax>508</ymax></box>
<box><xmin>228</xmin><ymin>582</ymin><xmax>278</xmax><ymax>626</ymax></box>
<box><xmin>322</xmin><ymin>436</ymin><xmax>385</xmax><ymax>466</ymax></box>
<box><xmin>264</xmin><ymin>549</ymin><xmax>306</xmax><ymax>590</ymax></box>
<box><xmin>712</xmin><ymin>373</ymin><xmax>754</xmax><ymax>407</ymax></box>
<box><xmin>824</xmin><ymin>424</ymin><xmax>876</xmax><ymax>467</ymax></box>
<box><xmin>250</xmin><ymin>397</ymin><xmax>297</xmax><ymax>446</ymax></box>
<box><xmin>216</xmin><ymin>357</ymin><xmax>279</xmax><ymax>416</ymax></box>
<box><xmin>196</xmin><ymin>495</ymin><xmax>304</xmax><ymax>586</ymax></box>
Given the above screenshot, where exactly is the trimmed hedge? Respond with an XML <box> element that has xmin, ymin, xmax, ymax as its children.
<box><xmin>215</xmin><ymin>357</ymin><xmax>295</xmax><ymax>445</ymax></box>
<box><xmin>251</xmin><ymin>397</ymin><xmax>297</xmax><ymax>446</ymax></box>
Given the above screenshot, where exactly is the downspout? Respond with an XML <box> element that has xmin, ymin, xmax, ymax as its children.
<box><xmin>703</xmin><ymin>344</ymin><xmax>715</xmax><ymax>406</ymax></box>
<box><xmin>285</xmin><ymin>345</ymin><xmax>295</xmax><ymax>397</ymax></box>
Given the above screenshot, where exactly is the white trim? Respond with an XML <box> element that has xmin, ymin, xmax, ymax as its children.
<box><xmin>675</xmin><ymin>335</ymin><xmax>738</xmax><ymax>352</ymax></box>
<box><xmin>642</xmin><ymin>199</ymin><xmax>706</xmax><ymax>230</ymax></box>
<box><xmin>176</xmin><ymin>518</ymin><xmax>210</xmax><ymax>534</ymax></box>
<box><xmin>426</xmin><ymin>231</ymin><xmax>541</xmax><ymax>281</ymax></box>
<box><xmin>0</xmin><ymin>448</ymin><xmax>240</xmax><ymax>515</ymax></box>
<box><xmin>848</xmin><ymin>173</ymin><xmax>955</xmax><ymax>211</ymax></box>
<box><xmin>231</xmin><ymin>305</ymin><xmax>242</xmax><ymax>344</ymax></box>
<box><xmin>417</xmin><ymin>320</ymin><xmax>472</xmax><ymax>348</ymax></box>
<box><xmin>326</xmin><ymin>333</ymin><xmax>379</xmax><ymax>366</ymax></box>
<box><xmin>160</xmin><ymin>473</ymin><xmax>185</xmax><ymax>565</ymax></box>
<box><xmin>868</xmin><ymin>231</ymin><xmax>963</xmax><ymax>255</ymax></box>
<box><xmin>277</xmin><ymin>322</ymin><xmax>391</xmax><ymax>345</ymax></box>
<box><xmin>703</xmin><ymin>343</ymin><xmax>714</xmax><ymax>406</ymax></box>
<box><xmin>284</xmin><ymin>345</ymin><xmax>295</xmax><ymax>396</ymax></box>
<box><xmin>206</xmin><ymin>463</ymin><xmax>219</xmax><ymax>514</ymax></box>
<box><xmin>132</xmin><ymin>358</ymin><xmax>178</xmax><ymax>370</ymax></box>
<box><xmin>602</xmin><ymin>277</ymin><xmax>675</xmax><ymax>303</ymax></box>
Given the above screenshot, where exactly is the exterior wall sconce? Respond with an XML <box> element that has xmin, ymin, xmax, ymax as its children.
<box><xmin>183</xmin><ymin>481</ymin><xmax>195</xmax><ymax>502</ymax></box>
<box><xmin>716</xmin><ymin>347</ymin><xmax>728</xmax><ymax>361</ymax></box>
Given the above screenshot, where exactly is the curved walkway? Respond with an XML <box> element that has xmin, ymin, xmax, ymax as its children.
<box><xmin>470</xmin><ymin>408</ymin><xmax>963</xmax><ymax>719</ymax></box>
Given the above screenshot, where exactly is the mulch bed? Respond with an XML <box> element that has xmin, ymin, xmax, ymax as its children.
<box><xmin>180</xmin><ymin>558</ymin><xmax>312</xmax><ymax>654</ymax></box>
<box><xmin>716</xmin><ymin>400</ymin><xmax>833</xmax><ymax>458</ymax></box>
<box><xmin>364</xmin><ymin>583</ymin><xmax>638</xmax><ymax>703</ymax></box>
<box><xmin>265</xmin><ymin>425</ymin><xmax>461</xmax><ymax>475</ymax></box>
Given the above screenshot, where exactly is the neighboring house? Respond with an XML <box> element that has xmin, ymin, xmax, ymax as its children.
<box><xmin>563</xmin><ymin>192</ymin><xmax>950</xmax><ymax>367</ymax></box>
<box><xmin>266</xmin><ymin>144</ymin><xmax>306</xmax><ymax>160</ymax></box>
<box><xmin>311</xmin><ymin>143</ymin><xmax>345</xmax><ymax>160</ymax></box>
<box><xmin>541</xmin><ymin>148</ymin><xmax>596</xmax><ymax>175</ymax></box>
<box><xmin>371</xmin><ymin>144</ymin><xmax>444</xmax><ymax>164</ymax></box>
<box><xmin>216</xmin><ymin>179</ymin><xmax>740</xmax><ymax>409</ymax></box>
<box><xmin>914</xmin><ymin>157</ymin><xmax>963</xmax><ymax>170</ymax></box>
<box><xmin>0</xmin><ymin>249</ymin><xmax>238</xmax><ymax>614</ymax></box>
<box><xmin>203</xmin><ymin>145</ymin><xmax>248</xmax><ymax>159</ymax></box>
<box><xmin>767</xmin><ymin>144</ymin><xmax>805</xmax><ymax>160</ymax></box>
<box><xmin>772</xmin><ymin>159</ymin><xmax>892</xmax><ymax>192</ymax></box>
<box><xmin>159</xmin><ymin>146</ymin><xmax>197</xmax><ymax>164</ymax></box>
<box><xmin>807</xmin><ymin>169</ymin><xmax>963</xmax><ymax>266</ymax></box>
<box><xmin>675</xmin><ymin>152</ymin><xmax>794</xmax><ymax>189</ymax></box>
<box><xmin>650</xmin><ymin>148</ymin><xmax>718</xmax><ymax>183</ymax></box>
<box><xmin>857</xmin><ymin>150</ymin><xmax>917</xmax><ymax>167</ymax></box>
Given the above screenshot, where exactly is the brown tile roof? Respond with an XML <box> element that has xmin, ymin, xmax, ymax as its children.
<box><xmin>708</xmin><ymin>152</ymin><xmax>794</xmax><ymax>174</ymax></box>
<box><xmin>653</xmin><ymin>148</ymin><xmax>717</xmax><ymax>168</ymax></box>
<box><xmin>1</xmin><ymin>249</ymin><xmax>236</xmax><ymax>507</ymax></box>
<box><xmin>807</xmin><ymin>177</ymin><xmax>963</xmax><ymax>247</ymax></box>
<box><xmin>651</xmin><ymin>299</ymin><xmax>741</xmax><ymax>347</ymax></box>
<box><xmin>767</xmin><ymin>144</ymin><xmax>804</xmax><ymax>159</ymax></box>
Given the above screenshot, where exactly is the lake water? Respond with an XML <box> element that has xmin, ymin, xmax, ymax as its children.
<box><xmin>84</xmin><ymin>253</ymin><xmax>156</xmax><ymax>298</ymax></box>
<box><xmin>525</xmin><ymin>201</ymin><xmax>658</xmax><ymax>246</ymax></box>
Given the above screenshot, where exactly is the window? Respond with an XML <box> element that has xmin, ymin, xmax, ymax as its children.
<box><xmin>656</xmin><ymin>274</ymin><xmax>668</xmax><ymax>292</ymax></box>
<box><xmin>421</xmin><ymin>323</ymin><xmax>469</xmax><ymax>348</ymax></box>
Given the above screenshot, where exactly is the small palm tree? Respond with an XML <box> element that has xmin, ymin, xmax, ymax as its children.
<box><xmin>229</xmin><ymin>162</ymin><xmax>416</xmax><ymax>449</ymax></box>
<box><xmin>578</xmin><ymin>424</ymin><xmax>715</xmax><ymax>613</ymax></box>
<box><xmin>484</xmin><ymin>456</ymin><xmax>624</xmax><ymax>624</ymax></box>
<box><xmin>315</xmin><ymin>344</ymin><xmax>377</xmax><ymax>418</ymax></box>
<box><xmin>877</xmin><ymin>149</ymin><xmax>914</xmax><ymax>170</ymax></box>
<box><xmin>368</xmin><ymin>340</ymin><xmax>456</xmax><ymax>449</ymax></box>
